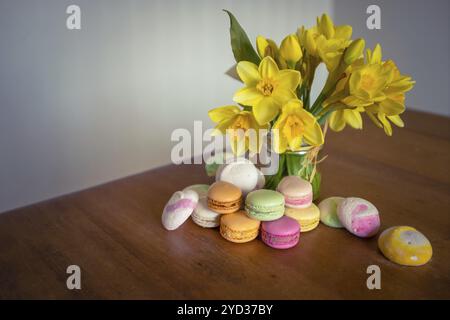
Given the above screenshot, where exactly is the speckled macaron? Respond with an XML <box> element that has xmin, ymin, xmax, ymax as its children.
<box><xmin>216</xmin><ymin>158</ymin><xmax>260</xmax><ymax>195</ymax></box>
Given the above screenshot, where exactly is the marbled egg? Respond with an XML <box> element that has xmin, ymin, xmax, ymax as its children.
<box><xmin>337</xmin><ymin>197</ymin><xmax>380</xmax><ymax>237</ymax></box>
<box><xmin>378</xmin><ymin>226</ymin><xmax>432</xmax><ymax>266</ymax></box>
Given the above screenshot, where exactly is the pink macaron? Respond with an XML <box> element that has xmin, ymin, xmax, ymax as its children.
<box><xmin>277</xmin><ymin>176</ymin><xmax>313</xmax><ymax>209</ymax></box>
<box><xmin>337</xmin><ymin>197</ymin><xmax>380</xmax><ymax>238</ymax></box>
<box><xmin>261</xmin><ymin>216</ymin><xmax>300</xmax><ymax>249</ymax></box>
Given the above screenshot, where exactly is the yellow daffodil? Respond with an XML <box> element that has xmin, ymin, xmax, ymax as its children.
<box><xmin>362</xmin><ymin>46</ymin><xmax>414</xmax><ymax>135</ymax></box>
<box><xmin>297</xmin><ymin>14</ymin><xmax>352</xmax><ymax>71</ymax></box>
<box><xmin>279</xmin><ymin>34</ymin><xmax>302</xmax><ymax>67</ymax></box>
<box><xmin>208</xmin><ymin>105</ymin><xmax>269</xmax><ymax>155</ymax></box>
<box><xmin>233</xmin><ymin>56</ymin><xmax>301</xmax><ymax>125</ymax></box>
<box><xmin>272</xmin><ymin>99</ymin><xmax>324</xmax><ymax>153</ymax></box>
<box><xmin>346</xmin><ymin>63</ymin><xmax>390</xmax><ymax>104</ymax></box>
<box><xmin>324</xmin><ymin>44</ymin><xmax>414</xmax><ymax>134</ymax></box>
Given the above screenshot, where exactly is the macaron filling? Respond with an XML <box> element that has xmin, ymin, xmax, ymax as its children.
<box><xmin>245</xmin><ymin>203</ymin><xmax>285</xmax><ymax>214</ymax></box>
<box><xmin>208</xmin><ymin>197</ymin><xmax>242</xmax><ymax>212</ymax></box>
<box><xmin>165</xmin><ymin>198</ymin><xmax>197</xmax><ymax>212</ymax></box>
<box><xmin>284</xmin><ymin>193</ymin><xmax>312</xmax><ymax>206</ymax></box>
<box><xmin>261</xmin><ymin>230</ymin><xmax>299</xmax><ymax>247</ymax></box>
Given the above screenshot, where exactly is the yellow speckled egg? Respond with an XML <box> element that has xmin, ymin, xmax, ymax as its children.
<box><xmin>378</xmin><ymin>226</ymin><xmax>432</xmax><ymax>266</ymax></box>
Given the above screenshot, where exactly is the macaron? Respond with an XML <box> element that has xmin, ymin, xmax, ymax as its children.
<box><xmin>284</xmin><ymin>203</ymin><xmax>320</xmax><ymax>232</ymax></box>
<box><xmin>277</xmin><ymin>176</ymin><xmax>313</xmax><ymax>209</ymax></box>
<box><xmin>318</xmin><ymin>197</ymin><xmax>345</xmax><ymax>228</ymax></box>
<box><xmin>261</xmin><ymin>216</ymin><xmax>300</xmax><ymax>249</ymax></box>
<box><xmin>337</xmin><ymin>197</ymin><xmax>380</xmax><ymax>238</ymax></box>
<box><xmin>220</xmin><ymin>210</ymin><xmax>261</xmax><ymax>243</ymax></box>
<box><xmin>192</xmin><ymin>197</ymin><xmax>221</xmax><ymax>228</ymax></box>
<box><xmin>216</xmin><ymin>158</ymin><xmax>260</xmax><ymax>195</ymax></box>
<box><xmin>378</xmin><ymin>226</ymin><xmax>432</xmax><ymax>266</ymax></box>
<box><xmin>183</xmin><ymin>184</ymin><xmax>209</xmax><ymax>199</ymax></box>
<box><xmin>245</xmin><ymin>189</ymin><xmax>285</xmax><ymax>221</ymax></box>
<box><xmin>207</xmin><ymin>181</ymin><xmax>242</xmax><ymax>214</ymax></box>
<box><xmin>162</xmin><ymin>190</ymin><xmax>198</xmax><ymax>230</ymax></box>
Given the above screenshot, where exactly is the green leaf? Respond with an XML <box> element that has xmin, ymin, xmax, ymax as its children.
<box><xmin>223</xmin><ymin>10</ymin><xmax>261</xmax><ymax>65</ymax></box>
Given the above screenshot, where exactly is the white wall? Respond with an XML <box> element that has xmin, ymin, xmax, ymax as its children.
<box><xmin>0</xmin><ymin>0</ymin><xmax>333</xmax><ymax>213</ymax></box>
<box><xmin>334</xmin><ymin>0</ymin><xmax>449</xmax><ymax>116</ymax></box>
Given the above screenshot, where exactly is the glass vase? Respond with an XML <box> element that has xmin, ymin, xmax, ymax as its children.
<box><xmin>264</xmin><ymin>147</ymin><xmax>322</xmax><ymax>201</ymax></box>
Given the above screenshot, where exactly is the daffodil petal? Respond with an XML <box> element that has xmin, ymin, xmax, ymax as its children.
<box><xmin>345</xmin><ymin>109</ymin><xmax>363</xmax><ymax>129</ymax></box>
<box><xmin>256</xmin><ymin>36</ymin><xmax>269</xmax><ymax>58</ymax></box>
<box><xmin>370</xmin><ymin>44</ymin><xmax>382</xmax><ymax>64</ymax></box>
<box><xmin>281</xmin><ymin>99</ymin><xmax>303</xmax><ymax>114</ymax></box>
<box><xmin>212</xmin><ymin>117</ymin><xmax>236</xmax><ymax>135</ymax></box>
<box><xmin>334</xmin><ymin>25</ymin><xmax>352</xmax><ymax>40</ymax></box>
<box><xmin>319</xmin><ymin>14</ymin><xmax>335</xmax><ymax>39</ymax></box>
<box><xmin>272</xmin><ymin>87</ymin><xmax>297</xmax><ymax>105</ymax></box>
<box><xmin>366</xmin><ymin>111</ymin><xmax>383</xmax><ymax>128</ymax></box>
<box><xmin>298</xmin><ymin>107</ymin><xmax>317</xmax><ymax>126</ymax></box>
<box><xmin>288</xmin><ymin>136</ymin><xmax>303</xmax><ymax>151</ymax></box>
<box><xmin>236</xmin><ymin>61</ymin><xmax>261</xmax><ymax>86</ymax></box>
<box><xmin>208</xmin><ymin>105</ymin><xmax>240</xmax><ymax>123</ymax></box>
<box><xmin>303</xmin><ymin>121</ymin><xmax>324</xmax><ymax>146</ymax></box>
<box><xmin>388</xmin><ymin>114</ymin><xmax>404</xmax><ymax>128</ymax></box>
<box><xmin>274</xmin><ymin>69</ymin><xmax>301</xmax><ymax>91</ymax></box>
<box><xmin>379</xmin><ymin>98</ymin><xmax>405</xmax><ymax>116</ymax></box>
<box><xmin>329</xmin><ymin>110</ymin><xmax>346</xmax><ymax>132</ymax></box>
<box><xmin>233</xmin><ymin>87</ymin><xmax>263</xmax><ymax>106</ymax></box>
<box><xmin>271</xmin><ymin>128</ymin><xmax>287</xmax><ymax>154</ymax></box>
<box><xmin>377</xmin><ymin>113</ymin><xmax>393</xmax><ymax>136</ymax></box>
<box><xmin>253</xmin><ymin>97</ymin><xmax>280</xmax><ymax>125</ymax></box>
<box><xmin>259</xmin><ymin>56</ymin><xmax>279</xmax><ymax>79</ymax></box>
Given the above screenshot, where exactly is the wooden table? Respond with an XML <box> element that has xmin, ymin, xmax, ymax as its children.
<box><xmin>0</xmin><ymin>110</ymin><xmax>449</xmax><ymax>299</ymax></box>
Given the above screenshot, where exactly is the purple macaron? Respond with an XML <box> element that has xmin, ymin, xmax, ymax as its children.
<box><xmin>261</xmin><ymin>216</ymin><xmax>301</xmax><ymax>249</ymax></box>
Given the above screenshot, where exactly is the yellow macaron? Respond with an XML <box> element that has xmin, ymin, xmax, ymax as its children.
<box><xmin>220</xmin><ymin>210</ymin><xmax>261</xmax><ymax>243</ymax></box>
<box><xmin>284</xmin><ymin>203</ymin><xmax>320</xmax><ymax>232</ymax></box>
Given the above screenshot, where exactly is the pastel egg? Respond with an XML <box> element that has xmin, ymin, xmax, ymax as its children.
<box><xmin>318</xmin><ymin>197</ymin><xmax>344</xmax><ymax>228</ymax></box>
<box><xmin>162</xmin><ymin>190</ymin><xmax>198</xmax><ymax>230</ymax></box>
<box><xmin>378</xmin><ymin>226</ymin><xmax>432</xmax><ymax>266</ymax></box>
<box><xmin>337</xmin><ymin>197</ymin><xmax>380</xmax><ymax>238</ymax></box>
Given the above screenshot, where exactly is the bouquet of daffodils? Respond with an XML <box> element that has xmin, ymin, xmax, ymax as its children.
<box><xmin>208</xmin><ymin>11</ymin><xmax>415</xmax><ymax>195</ymax></box>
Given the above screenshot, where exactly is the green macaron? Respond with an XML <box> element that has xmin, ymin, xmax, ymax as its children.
<box><xmin>245</xmin><ymin>189</ymin><xmax>285</xmax><ymax>221</ymax></box>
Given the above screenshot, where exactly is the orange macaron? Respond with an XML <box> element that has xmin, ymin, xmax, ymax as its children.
<box><xmin>207</xmin><ymin>181</ymin><xmax>242</xmax><ymax>214</ymax></box>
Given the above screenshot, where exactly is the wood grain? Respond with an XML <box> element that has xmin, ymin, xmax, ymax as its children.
<box><xmin>0</xmin><ymin>110</ymin><xmax>449</xmax><ymax>299</ymax></box>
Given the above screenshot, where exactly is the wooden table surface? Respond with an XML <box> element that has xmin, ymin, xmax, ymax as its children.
<box><xmin>0</xmin><ymin>110</ymin><xmax>449</xmax><ymax>299</ymax></box>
